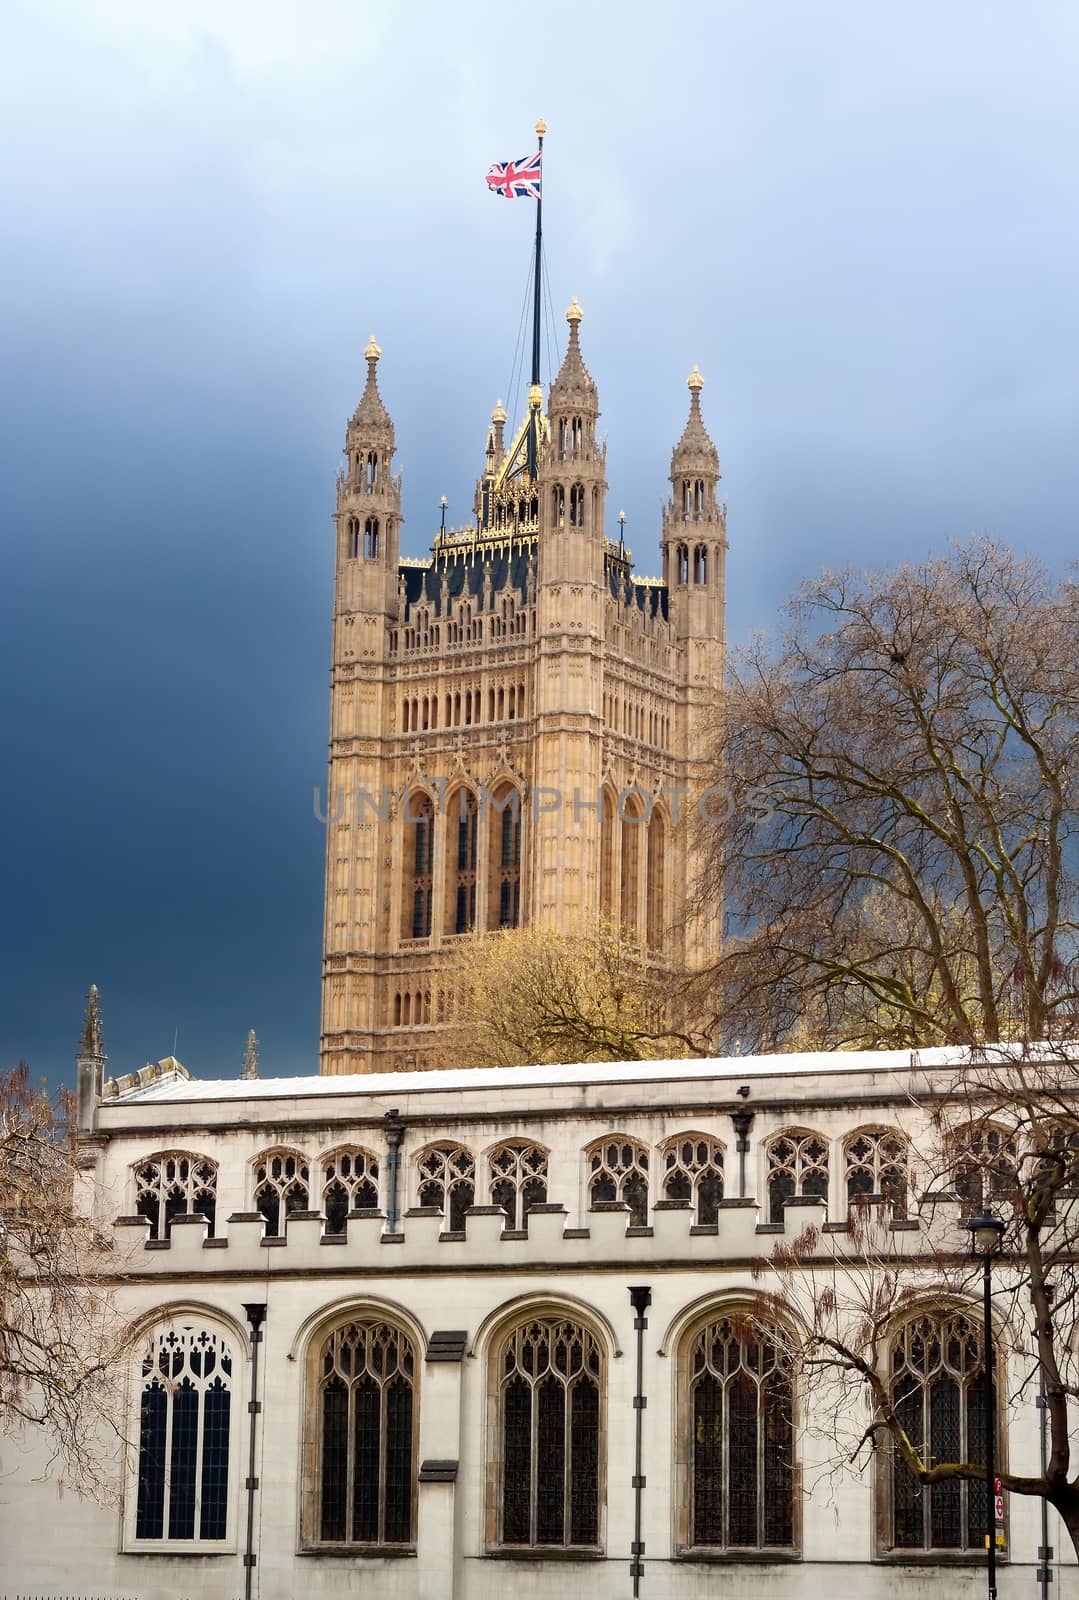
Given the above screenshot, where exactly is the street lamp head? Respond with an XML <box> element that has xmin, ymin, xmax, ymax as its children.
<box><xmin>966</xmin><ymin>1208</ymin><xmax>1005</xmax><ymax>1258</ymax></box>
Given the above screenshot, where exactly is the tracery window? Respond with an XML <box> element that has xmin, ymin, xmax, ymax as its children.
<box><xmin>683</xmin><ymin>1314</ymin><xmax>795</xmax><ymax>1552</ymax></box>
<box><xmin>314</xmin><ymin>1319</ymin><xmax>416</xmax><ymax>1547</ymax></box>
<box><xmin>488</xmin><ymin>786</ymin><xmax>521</xmax><ymax>929</ymax></box>
<box><xmin>490</xmin><ymin>1141</ymin><xmax>548</xmax><ymax>1229</ymax></box>
<box><xmin>570</xmin><ymin>483</ymin><xmax>585</xmax><ymax>527</ymax></box>
<box><xmin>134</xmin><ymin>1152</ymin><xmax>218</xmax><ymax>1239</ymax></box>
<box><xmin>403</xmin><ymin>792</ymin><xmax>434</xmax><ymax>940</ymax></box>
<box><xmin>661</xmin><ymin>1134</ymin><xmax>724</xmax><ymax>1224</ymax></box>
<box><xmin>322</xmin><ymin>1147</ymin><xmax>379</xmax><ymax>1235</ymax></box>
<box><xmin>767</xmin><ymin>1129</ymin><xmax>829</xmax><ymax>1223</ymax></box>
<box><xmin>134</xmin><ymin>1321</ymin><xmax>233</xmax><ymax>1544</ymax></box>
<box><xmin>416</xmin><ymin>1142</ymin><xmax>476</xmax><ymax>1229</ymax></box>
<box><xmin>586</xmin><ymin>1136</ymin><xmax>649</xmax><ymax>1225</ymax></box>
<box><xmin>253</xmin><ymin>1148</ymin><xmax>309</xmax><ymax>1236</ymax></box>
<box><xmin>446</xmin><ymin>787</ymin><xmax>478</xmax><ymax>934</ymax></box>
<box><xmin>364</xmin><ymin>516</ymin><xmax>380</xmax><ymax>558</ymax></box>
<box><xmin>347</xmin><ymin>516</ymin><xmax>360</xmax><ymax>559</ymax></box>
<box><xmin>886</xmin><ymin>1310</ymin><xmax>992</xmax><ymax>1552</ymax></box>
<box><xmin>495</xmin><ymin>1315</ymin><xmax>602</xmax><ymax>1549</ymax></box>
<box><xmin>951</xmin><ymin>1124</ymin><xmax>1018</xmax><ymax>1217</ymax></box>
<box><xmin>845</xmin><ymin>1126</ymin><xmax>910</xmax><ymax>1218</ymax></box>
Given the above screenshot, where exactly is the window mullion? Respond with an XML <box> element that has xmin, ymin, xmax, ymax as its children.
<box><xmin>345</xmin><ymin>1380</ymin><xmax>355</xmax><ymax>1544</ymax></box>
<box><xmin>530</xmin><ymin>1377</ymin><xmax>538</xmax><ymax>1546</ymax></box>
<box><xmin>722</xmin><ymin>1377</ymin><xmax>729</xmax><ymax>1550</ymax></box>
<box><xmin>562</xmin><ymin>1375</ymin><xmax>571</xmax><ymax>1547</ymax></box>
<box><xmin>193</xmin><ymin>1374</ymin><xmax>205</xmax><ymax>1536</ymax></box>
<box><xmin>378</xmin><ymin>1378</ymin><xmax>388</xmax><ymax>1545</ymax></box>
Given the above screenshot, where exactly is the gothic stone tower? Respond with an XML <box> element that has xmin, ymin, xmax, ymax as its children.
<box><xmin>320</xmin><ymin>305</ymin><xmax>726</xmax><ymax>1073</ymax></box>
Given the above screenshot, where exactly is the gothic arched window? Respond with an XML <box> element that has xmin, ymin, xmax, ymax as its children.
<box><xmin>253</xmin><ymin>1148</ymin><xmax>309</xmax><ymax>1237</ymax></box>
<box><xmin>586</xmin><ymin>1136</ymin><xmax>649</xmax><ymax>1225</ymax></box>
<box><xmin>494</xmin><ymin>1314</ymin><xmax>603</xmax><ymax>1549</ymax></box>
<box><xmin>599</xmin><ymin>784</ymin><xmax>618</xmax><ymax>922</ymax></box>
<box><xmin>951</xmin><ymin>1124</ymin><xmax>1018</xmax><ymax>1217</ymax></box>
<box><xmin>767</xmin><ymin>1130</ymin><xmax>829</xmax><ymax>1223</ymax></box>
<box><xmin>884</xmin><ymin>1309</ymin><xmax>995</xmax><ymax>1552</ymax></box>
<box><xmin>347</xmin><ymin>517</ymin><xmax>360</xmax><ymax>559</ymax></box>
<box><xmin>619</xmin><ymin>793</ymin><xmax>644</xmax><ymax>940</ymax></box>
<box><xmin>403</xmin><ymin>791</ymin><xmax>434</xmax><ymax>940</ymax></box>
<box><xmin>661</xmin><ymin>1134</ymin><xmax>725</xmax><ymax>1224</ymax></box>
<box><xmin>134</xmin><ymin>1152</ymin><xmax>218</xmax><ymax>1240</ymax></box>
<box><xmin>416</xmin><ymin>1143</ymin><xmax>476</xmax><ymax>1229</ymax></box>
<box><xmin>132</xmin><ymin>1320</ymin><xmax>234</xmax><ymax>1545</ymax></box>
<box><xmin>321</xmin><ymin>1147</ymin><xmax>380</xmax><ymax>1235</ymax></box>
<box><xmin>311</xmin><ymin>1318</ymin><xmax>417</xmax><ymax>1548</ymax></box>
<box><xmin>681</xmin><ymin>1313</ymin><xmax>795</xmax><ymax>1553</ymax></box>
<box><xmin>693</xmin><ymin>544</ymin><xmax>708</xmax><ymax>583</ymax></box>
<box><xmin>487</xmin><ymin>785</ymin><xmax>521</xmax><ymax>929</ymax></box>
<box><xmin>676</xmin><ymin>542</ymin><xmax>689</xmax><ymax>585</ymax></box>
<box><xmin>365</xmin><ymin>451</ymin><xmax>378</xmax><ymax>490</ymax></box>
<box><xmin>489</xmin><ymin>1141</ymin><xmax>548</xmax><ymax>1229</ymax></box>
<box><xmin>364</xmin><ymin>516</ymin><xmax>380</xmax><ymax>558</ymax></box>
<box><xmin>646</xmin><ymin>807</ymin><xmax>666</xmax><ymax>951</ymax></box>
<box><xmin>570</xmin><ymin>483</ymin><xmax>585</xmax><ymax>527</ymax></box>
<box><xmin>552</xmin><ymin>485</ymin><xmax>565</xmax><ymax>527</ymax></box>
<box><xmin>845</xmin><ymin>1127</ymin><xmax>910</xmax><ymax>1218</ymax></box>
<box><xmin>445</xmin><ymin>787</ymin><xmax>478</xmax><ymax>934</ymax></box>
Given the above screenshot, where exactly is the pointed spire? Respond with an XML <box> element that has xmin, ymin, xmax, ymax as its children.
<box><xmin>488</xmin><ymin>398</ymin><xmax>507</xmax><ymax>466</ymax></box>
<box><xmin>242</xmin><ymin>1029</ymin><xmax>260</xmax><ymax>1080</ymax></box>
<box><xmin>671</xmin><ymin>364</ymin><xmax>719</xmax><ymax>477</ymax></box>
<box><xmin>352</xmin><ymin>333</ymin><xmax>394</xmax><ymax>443</ymax></box>
<box><xmin>79</xmin><ymin>983</ymin><xmax>106</xmax><ymax>1061</ymax></box>
<box><xmin>549</xmin><ymin>297</ymin><xmax>598</xmax><ymax>416</ymax></box>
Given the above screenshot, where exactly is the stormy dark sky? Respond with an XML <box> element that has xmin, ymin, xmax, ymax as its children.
<box><xmin>3</xmin><ymin>1</ymin><xmax>1077</xmax><ymax>1091</ymax></box>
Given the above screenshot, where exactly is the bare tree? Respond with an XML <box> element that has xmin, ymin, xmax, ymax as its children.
<box><xmin>698</xmin><ymin>539</ymin><xmax>1079</xmax><ymax>1051</ymax></box>
<box><xmin>753</xmin><ymin>1042</ymin><xmax>1079</xmax><ymax>1559</ymax></box>
<box><xmin>436</xmin><ymin>921</ymin><xmax>706</xmax><ymax>1068</ymax></box>
<box><xmin>0</xmin><ymin>1058</ymin><xmax>133</xmax><ymax>1500</ymax></box>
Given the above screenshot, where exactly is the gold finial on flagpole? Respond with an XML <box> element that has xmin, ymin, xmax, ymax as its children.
<box><xmin>535</xmin><ymin>118</ymin><xmax>547</xmax><ymax>138</ymax></box>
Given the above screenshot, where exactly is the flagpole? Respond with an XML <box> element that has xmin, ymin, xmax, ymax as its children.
<box><xmin>528</xmin><ymin>117</ymin><xmax>546</xmax><ymax>479</ymax></box>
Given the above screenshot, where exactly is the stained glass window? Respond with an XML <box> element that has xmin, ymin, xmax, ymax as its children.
<box><xmin>416</xmin><ymin>1143</ymin><xmax>476</xmax><ymax>1230</ymax></box>
<box><xmin>135</xmin><ymin>1323</ymin><xmax>233</xmax><ymax>1543</ymax></box>
<box><xmin>686</xmin><ymin>1315</ymin><xmax>794</xmax><ymax>1551</ymax></box>
<box><xmin>661</xmin><ymin>1134</ymin><xmax>725</xmax><ymax>1224</ymax></box>
<box><xmin>316</xmin><ymin>1320</ymin><xmax>416</xmax><ymax>1546</ymax></box>
<box><xmin>497</xmin><ymin>1316</ymin><xmax>602</xmax><ymax>1548</ymax></box>
<box><xmin>888</xmin><ymin>1311</ymin><xmax>995</xmax><ymax>1551</ymax></box>
<box><xmin>134</xmin><ymin>1151</ymin><xmax>218</xmax><ymax>1239</ymax></box>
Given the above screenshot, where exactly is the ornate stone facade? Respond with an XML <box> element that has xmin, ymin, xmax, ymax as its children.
<box><xmin>321</xmin><ymin>307</ymin><xmax>727</xmax><ymax>1073</ymax></box>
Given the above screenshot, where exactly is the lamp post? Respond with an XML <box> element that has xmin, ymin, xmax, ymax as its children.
<box><xmin>966</xmin><ymin>1207</ymin><xmax>1005</xmax><ymax>1600</ymax></box>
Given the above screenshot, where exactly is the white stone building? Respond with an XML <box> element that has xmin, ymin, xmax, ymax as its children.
<box><xmin>3</xmin><ymin>1036</ymin><xmax>1072</xmax><ymax>1599</ymax></box>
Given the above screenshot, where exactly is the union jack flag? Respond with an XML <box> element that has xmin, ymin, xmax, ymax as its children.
<box><xmin>485</xmin><ymin>152</ymin><xmax>542</xmax><ymax>200</ymax></box>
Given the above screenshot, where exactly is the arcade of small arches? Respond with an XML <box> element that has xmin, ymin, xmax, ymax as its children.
<box><xmin>601</xmin><ymin>689</ymin><xmax>672</xmax><ymax>748</ymax></box>
<box><xmin>400</xmin><ymin>679</ymin><xmax>527</xmax><ymax>734</ymax></box>
<box><xmin>401</xmin><ymin>783</ymin><xmax>522</xmax><ymax>943</ymax></box>
<box><xmin>670</xmin><ymin>540</ymin><xmax>719</xmax><ymax>587</ymax></box>
<box><xmin>345</xmin><ymin>514</ymin><xmax>382</xmax><ymax>560</ymax></box>
<box><xmin>129</xmin><ymin>1121</ymin><xmax>990</xmax><ymax>1242</ymax></box>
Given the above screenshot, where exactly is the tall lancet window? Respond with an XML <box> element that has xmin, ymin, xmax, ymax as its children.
<box><xmin>570</xmin><ymin>484</ymin><xmax>585</xmax><ymax>527</ymax></box>
<box><xmin>403</xmin><ymin>792</ymin><xmax>434</xmax><ymax>940</ymax></box>
<box><xmin>487</xmin><ymin>785</ymin><xmax>521</xmax><ymax>929</ymax></box>
<box><xmin>133</xmin><ymin>1321</ymin><xmax>234</xmax><ymax>1546</ymax></box>
<box><xmin>494</xmin><ymin>1314</ymin><xmax>603</xmax><ymax>1550</ymax></box>
<box><xmin>445</xmin><ymin>787</ymin><xmax>478</xmax><ymax>934</ymax></box>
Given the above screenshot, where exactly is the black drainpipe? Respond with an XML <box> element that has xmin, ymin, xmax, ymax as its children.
<box><xmin>242</xmin><ymin>1301</ymin><xmax>267</xmax><ymax>1600</ymax></box>
<box><xmin>731</xmin><ymin>1095</ymin><xmax>754</xmax><ymax>1197</ymax></box>
<box><xmin>628</xmin><ymin>1285</ymin><xmax>652</xmax><ymax>1597</ymax></box>
<box><xmin>385</xmin><ymin>1108</ymin><xmax>404</xmax><ymax>1231</ymax></box>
